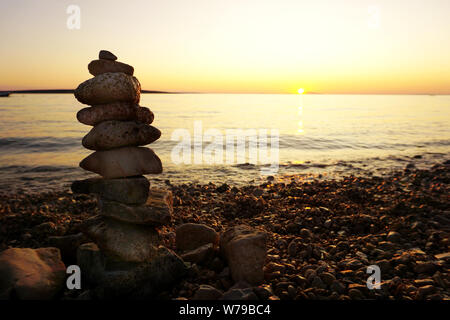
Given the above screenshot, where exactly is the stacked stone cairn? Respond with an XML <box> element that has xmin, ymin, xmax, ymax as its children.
<box><xmin>71</xmin><ymin>50</ymin><xmax>186</xmax><ymax>298</ymax></box>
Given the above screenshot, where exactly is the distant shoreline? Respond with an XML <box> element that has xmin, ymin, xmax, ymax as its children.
<box><xmin>1</xmin><ymin>89</ymin><xmax>173</xmax><ymax>94</ymax></box>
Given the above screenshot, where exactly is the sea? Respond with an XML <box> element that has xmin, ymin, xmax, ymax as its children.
<box><xmin>0</xmin><ymin>93</ymin><xmax>449</xmax><ymax>193</ymax></box>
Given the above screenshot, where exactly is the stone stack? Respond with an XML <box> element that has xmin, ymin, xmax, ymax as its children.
<box><xmin>72</xmin><ymin>50</ymin><xmax>186</xmax><ymax>298</ymax></box>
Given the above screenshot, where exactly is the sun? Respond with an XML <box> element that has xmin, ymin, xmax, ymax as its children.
<box><xmin>297</xmin><ymin>88</ymin><xmax>305</xmax><ymax>94</ymax></box>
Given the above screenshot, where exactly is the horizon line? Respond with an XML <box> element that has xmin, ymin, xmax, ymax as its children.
<box><xmin>1</xmin><ymin>89</ymin><xmax>449</xmax><ymax>96</ymax></box>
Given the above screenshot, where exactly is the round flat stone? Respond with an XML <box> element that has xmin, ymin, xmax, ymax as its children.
<box><xmin>71</xmin><ymin>176</ymin><xmax>150</xmax><ymax>205</ymax></box>
<box><xmin>77</xmin><ymin>103</ymin><xmax>154</xmax><ymax>126</ymax></box>
<box><xmin>82</xmin><ymin>121</ymin><xmax>161</xmax><ymax>150</ymax></box>
<box><xmin>99</xmin><ymin>188</ymin><xmax>172</xmax><ymax>226</ymax></box>
<box><xmin>74</xmin><ymin>72</ymin><xmax>140</xmax><ymax>105</ymax></box>
<box><xmin>79</xmin><ymin>146</ymin><xmax>162</xmax><ymax>178</ymax></box>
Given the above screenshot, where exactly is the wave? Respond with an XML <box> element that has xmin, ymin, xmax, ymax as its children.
<box><xmin>0</xmin><ymin>137</ymin><xmax>79</xmax><ymax>153</ymax></box>
<box><xmin>279</xmin><ymin>135</ymin><xmax>450</xmax><ymax>151</ymax></box>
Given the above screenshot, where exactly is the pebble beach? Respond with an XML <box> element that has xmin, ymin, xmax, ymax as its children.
<box><xmin>1</xmin><ymin>162</ymin><xmax>448</xmax><ymax>300</ymax></box>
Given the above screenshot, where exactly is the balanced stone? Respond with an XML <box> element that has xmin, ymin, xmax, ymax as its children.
<box><xmin>82</xmin><ymin>121</ymin><xmax>161</xmax><ymax>150</ymax></box>
<box><xmin>99</xmin><ymin>188</ymin><xmax>172</xmax><ymax>225</ymax></box>
<box><xmin>93</xmin><ymin>246</ymin><xmax>187</xmax><ymax>299</ymax></box>
<box><xmin>81</xmin><ymin>216</ymin><xmax>160</xmax><ymax>262</ymax></box>
<box><xmin>71</xmin><ymin>176</ymin><xmax>150</xmax><ymax>205</ymax></box>
<box><xmin>74</xmin><ymin>72</ymin><xmax>141</xmax><ymax>105</ymax></box>
<box><xmin>80</xmin><ymin>146</ymin><xmax>162</xmax><ymax>178</ymax></box>
<box><xmin>77</xmin><ymin>103</ymin><xmax>154</xmax><ymax>126</ymax></box>
<box><xmin>99</xmin><ymin>50</ymin><xmax>117</xmax><ymax>61</ymax></box>
<box><xmin>88</xmin><ymin>59</ymin><xmax>134</xmax><ymax>76</ymax></box>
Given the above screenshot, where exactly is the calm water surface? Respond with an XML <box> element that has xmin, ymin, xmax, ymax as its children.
<box><xmin>0</xmin><ymin>93</ymin><xmax>449</xmax><ymax>193</ymax></box>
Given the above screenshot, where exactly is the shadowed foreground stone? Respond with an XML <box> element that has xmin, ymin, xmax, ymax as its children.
<box><xmin>77</xmin><ymin>103</ymin><xmax>154</xmax><ymax>126</ymax></box>
<box><xmin>74</xmin><ymin>72</ymin><xmax>140</xmax><ymax>105</ymax></box>
<box><xmin>0</xmin><ymin>247</ymin><xmax>66</xmax><ymax>300</ymax></box>
<box><xmin>77</xmin><ymin>242</ymin><xmax>105</xmax><ymax>285</ymax></box>
<box><xmin>71</xmin><ymin>176</ymin><xmax>150</xmax><ymax>205</ymax></box>
<box><xmin>176</xmin><ymin>223</ymin><xmax>219</xmax><ymax>252</ymax></box>
<box><xmin>78</xmin><ymin>246</ymin><xmax>187</xmax><ymax>299</ymax></box>
<box><xmin>192</xmin><ymin>284</ymin><xmax>223</xmax><ymax>300</ymax></box>
<box><xmin>99</xmin><ymin>188</ymin><xmax>172</xmax><ymax>225</ymax></box>
<box><xmin>88</xmin><ymin>59</ymin><xmax>134</xmax><ymax>76</ymax></box>
<box><xmin>181</xmin><ymin>243</ymin><xmax>214</xmax><ymax>265</ymax></box>
<box><xmin>81</xmin><ymin>216</ymin><xmax>160</xmax><ymax>262</ymax></box>
<box><xmin>220</xmin><ymin>225</ymin><xmax>267</xmax><ymax>285</ymax></box>
<box><xmin>80</xmin><ymin>147</ymin><xmax>162</xmax><ymax>178</ymax></box>
<box><xmin>82</xmin><ymin>121</ymin><xmax>161</xmax><ymax>150</ymax></box>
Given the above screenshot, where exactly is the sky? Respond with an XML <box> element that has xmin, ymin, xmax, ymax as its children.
<box><xmin>0</xmin><ymin>0</ymin><xmax>450</xmax><ymax>94</ymax></box>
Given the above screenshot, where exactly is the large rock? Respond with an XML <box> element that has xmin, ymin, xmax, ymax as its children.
<box><xmin>94</xmin><ymin>247</ymin><xmax>187</xmax><ymax>299</ymax></box>
<box><xmin>99</xmin><ymin>188</ymin><xmax>172</xmax><ymax>225</ymax></box>
<box><xmin>81</xmin><ymin>216</ymin><xmax>160</xmax><ymax>262</ymax></box>
<box><xmin>80</xmin><ymin>146</ymin><xmax>162</xmax><ymax>178</ymax></box>
<box><xmin>220</xmin><ymin>225</ymin><xmax>267</xmax><ymax>285</ymax></box>
<box><xmin>71</xmin><ymin>176</ymin><xmax>150</xmax><ymax>205</ymax></box>
<box><xmin>82</xmin><ymin>121</ymin><xmax>161</xmax><ymax>150</ymax></box>
<box><xmin>0</xmin><ymin>247</ymin><xmax>66</xmax><ymax>300</ymax></box>
<box><xmin>74</xmin><ymin>72</ymin><xmax>140</xmax><ymax>105</ymax></box>
<box><xmin>99</xmin><ymin>50</ymin><xmax>117</xmax><ymax>61</ymax></box>
<box><xmin>176</xmin><ymin>223</ymin><xmax>219</xmax><ymax>252</ymax></box>
<box><xmin>77</xmin><ymin>103</ymin><xmax>154</xmax><ymax>126</ymax></box>
<box><xmin>88</xmin><ymin>59</ymin><xmax>134</xmax><ymax>76</ymax></box>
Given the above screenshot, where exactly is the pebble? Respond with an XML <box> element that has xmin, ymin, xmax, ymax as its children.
<box><xmin>319</xmin><ymin>272</ymin><xmax>336</xmax><ymax>286</ymax></box>
<box><xmin>386</xmin><ymin>231</ymin><xmax>402</xmax><ymax>242</ymax></box>
<box><xmin>414</xmin><ymin>262</ymin><xmax>436</xmax><ymax>274</ymax></box>
<box><xmin>300</xmin><ymin>228</ymin><xmax>312</xmax><ymax>239</ymax></box>
<box><xmin>416</xmin><ymin>285</ymin><xmax>436</xmax><ymax>299</ymax></box>
<box><xmin>330</xmin><ymin>280</ymin><xmax>346</xmax><ymax>294</ymax></box>
<box><xmin>348</xmin><ymin>288</ymin><xmax>364</xmax><ymax>300</ymax></box>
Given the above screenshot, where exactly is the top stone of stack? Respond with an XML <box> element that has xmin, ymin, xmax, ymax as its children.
<box><xmin>88</xmin><ymin>48</ymin><xmax>134</xmax><ymax>76</ymax></box>
<box><xmin>99</xmin><ymin>50</ymin><xmax>117</xmax><ymax>61</ymax></box>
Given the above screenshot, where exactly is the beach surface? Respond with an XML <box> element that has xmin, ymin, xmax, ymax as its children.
<box><xmin>1</xmin><ymin>162</ymin><xmax>448</xmax><ymax>300</ymax></box>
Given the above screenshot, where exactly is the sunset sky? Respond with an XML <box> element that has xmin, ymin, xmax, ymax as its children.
<box><xmin>1</xmin><ymin>0</ymin><xmax>449</xmax><ymax>94</ymax></box>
